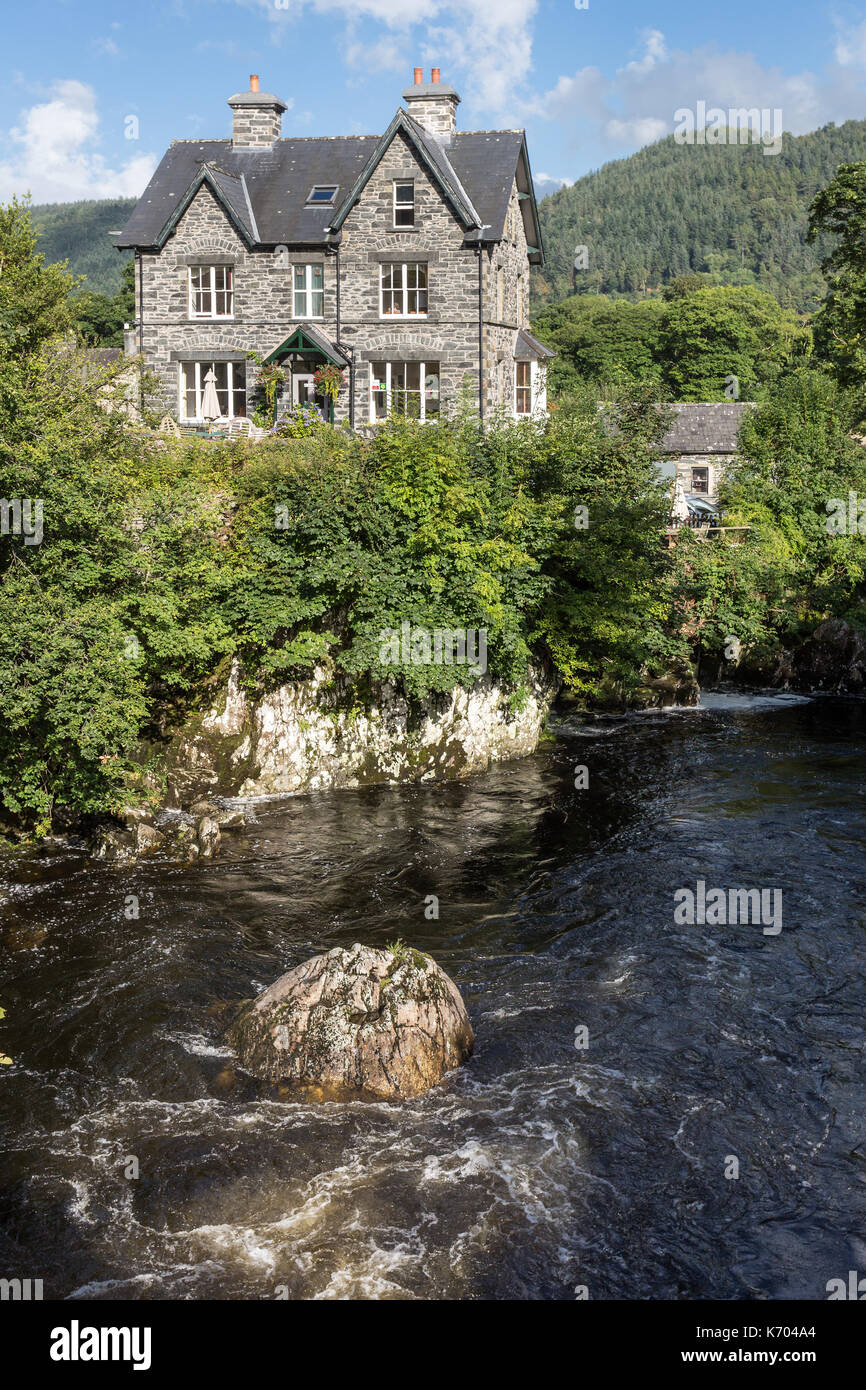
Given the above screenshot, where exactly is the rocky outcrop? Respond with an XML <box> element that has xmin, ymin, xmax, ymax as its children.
<box><xmin>226</xmin><ymin>942</ymin><xmax>474</xmax><ymax>1102</ymax></box>
<box><xmin>775</xmin><ymin>619</ymin><xmax>866</xmax><ymax>694</ymax></box>
<box><xmin>160</xmin><ymin>660</ymin><xmax>556</xmax><ymax>804</ymax></box>
<box><xmin>633</xmin><ymin>659</ymin><xmax>700</xmax><ymax>709</ymax></box>
<box><xmin>92</xmin><ymin>802</ymin><xmax>244</xmax><ymax>864</ymax></box>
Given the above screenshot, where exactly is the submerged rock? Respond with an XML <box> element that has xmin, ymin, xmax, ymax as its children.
<box><xmin>196</xmin><ymin>815</ymin><xmax>221</xmax><ymax>858</ymax></box>
<box><xmin>226</xmin><ymin>943</ymin><xmax>474</xmax><ymax>1102</ymax></box>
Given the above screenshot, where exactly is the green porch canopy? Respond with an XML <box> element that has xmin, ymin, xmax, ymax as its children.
<box><xmin>264</xmin><ymin>323</ymin><xmax>349</xmax><ymax>367</ymax></box>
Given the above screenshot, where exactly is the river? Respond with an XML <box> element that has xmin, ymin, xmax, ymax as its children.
<box><xmin>1</xmin><ymin>692</ymin><xmax>864</xmax><ymax>1300</ymax></box>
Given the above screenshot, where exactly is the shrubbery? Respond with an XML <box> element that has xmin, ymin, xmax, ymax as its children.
<box><xmin>3</xmin><ymin>200</ymin><xmax>866</xmax><ymax>835</ymax></box>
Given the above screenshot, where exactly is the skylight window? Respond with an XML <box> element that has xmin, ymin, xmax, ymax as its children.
<box><xmin>306</xmin><ymin>185</ymin><xmax>338</xmax><ymax>205</ymax></box>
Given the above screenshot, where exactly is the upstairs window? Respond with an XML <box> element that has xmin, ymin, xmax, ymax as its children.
<box><xmin>293</xmin><ymin>264</ymin><xmax>325</xmax><ymax>318</ymax></box>
<box><xmin>393</xmin><ymin>180</ymin><xmax>415</xmax><ymax>227</ymax></box>
<box><xmin>380</xmin><ymin>262</ymin><xmax>427</xmax><ymax>317</ymax></box>
<box><xmin>515</xmin><ymin>360</ymin><xmax>531</xmax><ymax>416</ymax></box>
<box><xmin>306</xmin><ymin>185</ymin><xmax>337</xmax><ymax>205</ymax></box>
<box><xmin>691</xmin><ymin>466</ymin><xmax>709</xmax><ymax>495</ymax></box>
<box><xmin>189</xmin><ymin>265</ymin><xmax>233</xmax><ymax>319</ymax></box>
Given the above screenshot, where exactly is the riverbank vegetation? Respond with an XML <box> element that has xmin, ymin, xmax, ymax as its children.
<box><xmin>3</xmin><ymin>171</ymin><xmax>866</xmax><ymax>837</ymax></box>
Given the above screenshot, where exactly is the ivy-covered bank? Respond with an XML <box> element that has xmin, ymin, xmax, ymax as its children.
<box><xmin>2</xmin><ymin>200</ymin><xmax>866</xmax><ymax>839</ymax></box>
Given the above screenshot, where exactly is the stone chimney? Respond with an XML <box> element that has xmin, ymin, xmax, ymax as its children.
<box><xmin>402</xmin><ymin>67</ymin><xmax>460</xmax><ymax>142</ymax></box>
<box><xmin>228</xmin><ymin>74</ymin><xmax>287</xmax><ymax>148</ymax></box>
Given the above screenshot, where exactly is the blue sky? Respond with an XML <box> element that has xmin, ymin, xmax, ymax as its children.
<box><xmin>1</xmin><ymin>0</ymin><xmax>866</xmax><ymax>203</ymax></box>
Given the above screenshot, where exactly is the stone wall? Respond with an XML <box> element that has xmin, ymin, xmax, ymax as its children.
<box><xmin>483</xmin><ymin>181</ymin><xmax>532</xmax><ymax>419</ymax></box>
<box><xmin>339</xmin><ymin>128</ymin><xmax>482</xmax><ymax>422</ymax></box>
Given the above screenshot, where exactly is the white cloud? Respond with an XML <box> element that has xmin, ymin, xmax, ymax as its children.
<box><xmin>535</xmin><ymin>173</ymin><xmax>573</xmax><ymax>188</ymax></box>
<box><xmin>834</xmin><ymin>18</ymin><xmax>866</xmax><ymax>68</ymax></box>
<box><xmin>92</xmin><ymin>38</ymin><xmax>120</xmax><ymax>58</ymax></box>
<box><xmin>542</xmin><ymin>28</ymin><xmax>866</xmax><ymax>155</ymax></box>
<box><xmin>0</xmin><ymin>80</ymin><xmax>158</xmax><ymax>203</ymax></box>
<box><xmin>622</xmin><ymin>29</ymin><xmax>666</xmax><ymax>76</ymax></box>
<box><xmin>237</xmin><ymin>0</ymin><xmax>539</xmax><ymax>119</ymax></box>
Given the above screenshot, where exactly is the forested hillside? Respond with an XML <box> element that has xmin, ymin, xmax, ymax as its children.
<box><xmin>534</xmin><ymin>120</ymin><xmax>866</xmax><ymax>312</ymax></box>
<box><xmin>30</xmin><ymin>198</ymin><xmax>135</xmax><ymax>295</ymax></box>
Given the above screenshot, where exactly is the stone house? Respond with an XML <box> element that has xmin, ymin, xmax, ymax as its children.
<box><xmin>656</xmin><ymin>402</ymin><xmax>756</xmax><ymax>507</ymax></box>
<box><xmin>116</xmin><ymin>69</ymin><xmax>553</xmax><ymax>428</ymax></box>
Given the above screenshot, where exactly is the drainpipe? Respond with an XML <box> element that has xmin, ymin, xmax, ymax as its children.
<box><xmin>334</xmin><ymin>243</ymin><xmax>341</xmax><ymax>344</ymax></box>
<box><xmin>137</xmin><ymin>249</ymin><xmax>144</xmax><ymax>415</ymax></box>
<box><xmin>331</xmin><ymin>241</ymin><xmax>355</xmax><ymax>430</ymax></box>
<box><xmin>477</xmin><ymin>242</ymin><xmax>485</xmax><ymax>425</ymax></box>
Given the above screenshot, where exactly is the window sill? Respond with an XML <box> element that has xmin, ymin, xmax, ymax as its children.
<box><xmin>187</xmin><ymin>316</ymin><xmax>236</xmax><ymax>323</ymax></box>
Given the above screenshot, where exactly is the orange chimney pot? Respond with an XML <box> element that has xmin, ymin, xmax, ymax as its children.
<box><xmin>431</xmin><ymin>68</ymin><xmax>441</xmax><ymax>84</ymax></box>
<box><xmin>413</xmin><ymin>67</ymin><xmax>423</xmax><ymax>85</ymax></box>
<box><xmin>250</xmin><ymin>74</ymin><xmax>259</xmax><ymax>92</ymax></box>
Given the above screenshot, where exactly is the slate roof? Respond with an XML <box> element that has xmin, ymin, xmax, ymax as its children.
<box><xmin>115</xmin><ymin>119</ymin><xmax>539</xmax><ymax>258</ymax></box>
<box><xmin>658</xmin><ymin>403</ymin><xmax>755</xmax><ymax>455</ymax></box>
<box><xmin>516</xmin><ymin>327</ymin><xmax>556</xmax><ymax>359</ymax></box>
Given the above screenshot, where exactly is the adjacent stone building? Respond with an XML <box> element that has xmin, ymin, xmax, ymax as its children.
<box><xmin>116</xmin><ymin>70</ymin><xmax>553</xmax><ymax>428</ymax></box>
<box><xmin>657</xmin><ymin>402</ymin><xmax>756</xmax><ymax>506</ymax></box>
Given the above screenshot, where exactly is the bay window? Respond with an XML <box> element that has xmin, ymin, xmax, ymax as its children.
<box><xmin>370</xmin><ymin>361</ymin><xmax>439</xmax><ymax>421</ymax></box>
<box><xmin>179</xmin><ymin>361</ymin><xmax>247</xmax><ymax>421</ymax></box>
<box><xmin>188</xmin><ymin>264</ymin><xmax>233</xmax><ymax>318</ymax></box>
<box><xmin>380</xmin><ymin>262</ymin><xmax>427</xmax><ymax>317</ymax></box>
<box><xmin>515</xmin><ymin>360</ymin><xmax>532</xmax><ymax>416</ymax></box>
<box><xmin>293</xmin><ymin>264</ymin><xmax>325</xmax><ymax>318</ymax></box>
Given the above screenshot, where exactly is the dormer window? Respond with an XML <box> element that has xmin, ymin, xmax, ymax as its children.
<box><xmin>393</xmin><ymin>180</ymin><xmax>415</xmax><ymax>227</ymax></box>
<box><xmin>188</xmin><ymin>265</ymin><xmax>233</xmax><ymax>319</ymax></box>
<box><xmin>306</xmin><ymin>185</ymin><xmax>337</xmax><ymax>205</ymax></box>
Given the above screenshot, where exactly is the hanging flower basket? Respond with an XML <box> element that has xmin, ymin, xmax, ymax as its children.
<box><xmin>313</xmin><ymin>364</ymin><xmax>344</xmax><ymax>401</ymax></box>
<box><xmin>255</xmin><ymin>361</ymin><xmax>286</xmax><ymax>407</ymax></box>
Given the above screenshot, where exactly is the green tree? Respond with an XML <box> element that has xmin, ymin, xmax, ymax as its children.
<box><xmin>659</xmin><ymin>285</ymin><xmax>809</xmax><ymax>400</ymax></box>
<box><xmin>808</xmin><ymin>162</ymin><xmax>866</xmax><ymax>390</ymax></box>
<box><xmin>0</xmin><ymin>197</ymin><xmax>75</xmax><ymax>359</ymax></box>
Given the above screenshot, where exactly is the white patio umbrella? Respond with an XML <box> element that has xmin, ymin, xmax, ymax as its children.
<box><xmin>200</xmin><ymin>368</ymin><xmax>222</xmax><ymax>422</ymax></box>
<box><xmin>671</xmin><ymin>474</ymin><xmax>690</xmax><ymax>522</ymax></box>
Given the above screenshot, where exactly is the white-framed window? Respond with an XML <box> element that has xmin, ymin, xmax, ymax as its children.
<box><xmin>188</xmin><ymin>265</ymin><xmax>233</xmax><ymax>318</ymax></box>
<box><xmin>293</xmin><ymin>264</ymin><xmax>325</xmax><ymax>318</ymax></box>
<box><xmin>393</xmin><ymin>180</ymin><xmax>415</xmax><ymax>227</ymax></box>
<box><xmin>370</xmin><ymin>361</ymin><xmax>440</xmax><ymax>422</ymax></box>
<box><xmin>380</xmin><ymin>262</ymin><xmax>427</xmax><ymax>317</ymax></box>
<box><xmin>515</xmin><ymin>360</ymin><xmax>532</xmax><ymax>416</ymax></box>
<box><xmin>179</xmin><ymin>360</ymin><xmax>247</xmax><ymax>421</ymax></box>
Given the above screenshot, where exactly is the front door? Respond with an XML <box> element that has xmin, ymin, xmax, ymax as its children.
<box><xmin>293</xmin><ymin>373</ymin><xmax>317</xmax><ymax>407</ymax></box>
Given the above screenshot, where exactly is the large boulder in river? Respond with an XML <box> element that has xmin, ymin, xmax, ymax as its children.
<box><xmin>226</xmin><ymin>943</ymin><xmax>474</xmax><ymax>1102</ymax></box>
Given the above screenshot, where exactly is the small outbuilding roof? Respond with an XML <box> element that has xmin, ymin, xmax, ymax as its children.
<box><xmin>659</xmin><ymin>403</ymin><xmax>755</xmax><ymax>455</ymax></box>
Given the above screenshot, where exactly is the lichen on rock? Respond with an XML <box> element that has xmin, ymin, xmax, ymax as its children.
<box><xmin>226</xmin><ymin>942</ymin><xmax>474</xmax><ymax>1102</ymax></box>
